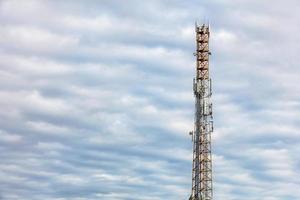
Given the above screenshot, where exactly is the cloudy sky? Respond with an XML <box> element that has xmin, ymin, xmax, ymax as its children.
<box><xmin>0</xmin><ymin>0</ymin><xmax>300</xmax><ymax>199</ymax></box>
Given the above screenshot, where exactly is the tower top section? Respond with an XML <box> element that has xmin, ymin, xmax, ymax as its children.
<box><xmin>195</xmin><ymin>24</ymin><xmax>210</xmax><ymax>81</ymax></box>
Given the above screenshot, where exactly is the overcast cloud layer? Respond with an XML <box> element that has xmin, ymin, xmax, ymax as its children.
<box><xmin>0</xmin><ymin>0</ymin><xmax>300</xmax><ymax>200</ymax></box>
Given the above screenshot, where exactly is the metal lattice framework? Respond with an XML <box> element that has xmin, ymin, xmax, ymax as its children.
<box><xmin>189</xmin><ymin>23</ymin><xmax>213</xmax><ymax>200</ymax></box>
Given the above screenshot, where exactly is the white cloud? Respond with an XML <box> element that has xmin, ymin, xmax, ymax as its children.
<box><xmin>0</xmin><ymin>130</ymin><xmax>22</xmax><ymax>143</ymax></box>
<box><xmin>0</xmin><ymin>25</ymin><xmax>79</xmax><ymax>54</ymax></box>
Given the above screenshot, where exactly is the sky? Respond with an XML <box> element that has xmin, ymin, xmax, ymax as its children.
<box><xmin>0</xmin><ymin>0</ymin><xmax>300</xmax><ymax>200</ymax></box>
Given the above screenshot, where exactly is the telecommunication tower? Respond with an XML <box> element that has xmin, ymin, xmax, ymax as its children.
<box><xmin>189</xmin><ymin>23</ymin><xmax>213</xmax><ymax>200</ymax></box>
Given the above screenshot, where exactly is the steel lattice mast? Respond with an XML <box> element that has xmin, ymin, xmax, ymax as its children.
<box><xmin>189</xmin><ymin>23</ymin><xmax>213</xmax><ymax>200</ymax></box>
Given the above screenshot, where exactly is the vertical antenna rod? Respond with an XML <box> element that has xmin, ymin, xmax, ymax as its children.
<box><xmin>189</xmin><ymin>23</ymin><xmax>213</xmax><ymax>200</ymax></box>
